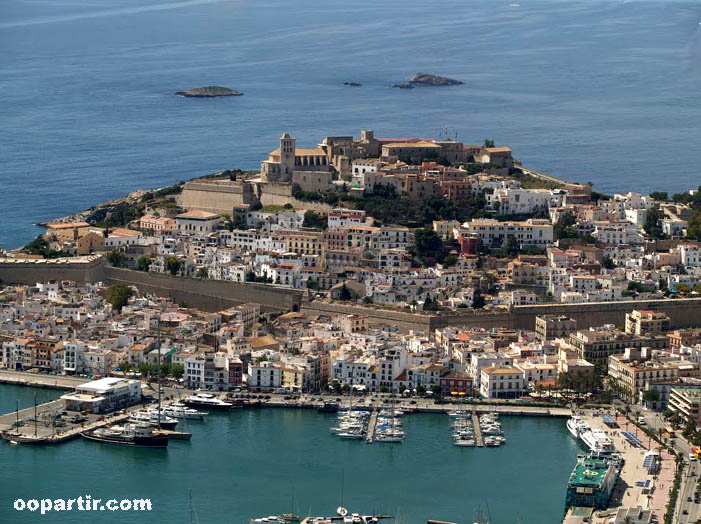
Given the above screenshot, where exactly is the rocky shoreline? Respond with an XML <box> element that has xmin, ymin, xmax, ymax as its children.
<box><xmin>175</xmin><ymin>86</ymin><xmax>243</xmax><ymax>97</ymax></box>
<box><xmin>393</xmin><ymin>72</ymin><xmax>463</xmax><ymax>89</ymax></box>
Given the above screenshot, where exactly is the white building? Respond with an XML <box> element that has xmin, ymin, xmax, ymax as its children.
<box><xmin>462</xmin><ymin>218</ymin><xmax>554</xmax><ymax>248</ymax></box>
<box><xmin>248</xmin><ymin>360</ymin><xmax>282</xmax><ymax>391</ymax></box>
<box><xmin>175</xmin><ymin>210</ymin><xmax>221</xmax><ymax>234</ymax></box>
<box><xmin>60</xmin><ymin>377</ymin><xmax>141</xmax><ymax>414</ymax></box>
<box><xmin>680</xmin><ymin>244</ymin><xmax>701</xmax><ymax>268</ymax></box>
<box><xmin>479</xmin><ymin>366</ymin><xmax>525</xmax><ymax>399</ymax></box>
<box><xmin>328</xmin><ymin>208</ymin><xmax>366</xmax><ymax>230</ymax></box>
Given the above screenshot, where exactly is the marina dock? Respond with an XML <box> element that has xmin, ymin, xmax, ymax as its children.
<box><xmin>365</xmin><ymin>408</ymin><xmax>378</xmax><ymax>444</ymax></box>
<box><xmin>472</xmin><ymin>411</ymin><xmax>484</xmax><ymax>447</ymax></box>
<box><xmin>156</xmin><ymin>429</ymin><xmax>192</xmax><ymax>440</ymax></box>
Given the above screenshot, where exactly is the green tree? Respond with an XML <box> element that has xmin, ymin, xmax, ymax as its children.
<box><xmin>688</xmin><ymin>210</ymin><xmax>701</xmax><ymax>241</ymax></box>
<box><xmin>118</xmin><ymin>360</ymin><xmax>133</xmax><ymax>375</ymax></box>
<box><xmin>483</xmin><ymin>139</ymin><xmax>495</xmax><ymax>148</ymax></box>
<box><xmin>416</xmin><ymin>384</ymin><xmax>426</xmax><ymax>395</ymax></box>
<box><xmin>338</xmin><ymin>284</ymin><xmax>352</xmax><ymax>301</ymax></box>
<box><xmin>411</xmin><ymin>228</ymin><xmax>444</xmax><ymax>266</ymax></box>
<box><xmin>136</xmin><ymin>256</ymin><xmax>151</xmax><ymax>272</ymax></box>
<box><xmin>472</xmin><ymin>293</ymin><xmax>485</xmax><ymax>309</ymax></box>
<box><xmin>107</xmin><ymin>250</ymin><xmax>125</xmax><ymax>267</ymax></box>
<box><xmin>677</xmin><ymin>284</ymin><xmax>691</xmax><ymax>295</ymax></box>
<box><xmin>302</xmin><ymin>210</ymin><xmax>328</xmax><ymax>230</ymax></box>
<box><xmin>643</xmin><ymin>389</ymin><xmax>660</xmax><ymax>403</ymax></box>
<box><xmin>431</xmin><ymin>384</ymin><xmax>443</xmax><ymax>400</ymax></box>
<box><xmin>505</xmin><ymin>235</ymin><xmax>520</xmax><ymax>257</ymax></box>
<box><xmin>106</xmin><ymin>284</ymin><xmax>133</xmax><ymax>312</ymax></box>
<box><xmin>165</xmin><ymin>256</ymin><xmax>182</xmax><ymax>276</ymax></box>
<box><xmin>170</xmin><ymin>364</ymin><xmax>184</xmax><ymax>380</ymax></box>
<box><xmin>644</xmin><ymin>206</ymin><xmax>665</xmax><ymax>239</ymax></box>
<box><xmin>683</xmin><ymin>415</ymin><xmax>697</xmax><ymax>439</ymax></box>
<box><xmin>554</xmin><ymin>214</ymin><xmax>578</xmax><ymax>240</ymax></box>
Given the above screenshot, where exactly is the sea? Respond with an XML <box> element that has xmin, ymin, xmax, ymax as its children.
<box><xmin>2</xmin><ymin>0</ymin><xmax>701</xmax><ymax>249</ymax></box>
<box><xmin>0</xmin><ymin>384</ymin><xmax>581</xmax><ymax>524</ymax></box>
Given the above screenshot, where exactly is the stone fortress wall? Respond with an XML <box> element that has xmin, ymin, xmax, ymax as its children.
<box><xmin>3</xmin><ymin>258</ymin><xmax>701</xmax><ymax>331</ymax></box>
<box><xmin>178</xmin><ymin>179</ymin><xmax>331</xmax><ymax>215</ymax></box>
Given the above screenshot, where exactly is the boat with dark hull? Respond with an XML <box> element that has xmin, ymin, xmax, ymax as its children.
<box><xmin>81</xmin><ymin>423</ymin><xmax>168</xmax><ymax>448</ymax></box>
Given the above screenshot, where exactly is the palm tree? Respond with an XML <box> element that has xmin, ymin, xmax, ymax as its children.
<box><xmin>535</xmin><ymin>382</ymin><xmax>544</xmax><ymax>400</ymax></box>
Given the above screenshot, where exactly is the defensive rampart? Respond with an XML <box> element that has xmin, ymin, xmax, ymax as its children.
<box><xmin>103</xmin><ymin>266</ymin><xmax>303</xmax><ymax>312</ymax></box>
<box><xmin>0</xmin><ymin>256</ymin><xmax>106</xmax><ymax>285</ymax></box>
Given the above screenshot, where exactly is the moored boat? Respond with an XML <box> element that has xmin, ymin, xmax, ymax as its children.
<box><xmin>159</xmin><ymin>403</ymin><xmax>206</xmax><ymax>421</ymax></box>
<box><xmin>129</xmin><ymin>410</ymin><xmax>179</xmax><ymax>430</ymax></box>
<box><xmin>566</xmin><ymin>415</ymin><xmax>589</xmax><ymax>439</ymax></box>
<box><xmin>183</xmin><ymin>392</ymin><xmax>234</xmax><ymax>411</ymax></box>
<box><xmin>81</xmin><ymin>423</ymin><xmax>168</xmax><ymax>448</ymax></box>
<box><xmin>580</xmin><ymin>428</ymin><xmax>615</xmax><ymax>454</ymax></box>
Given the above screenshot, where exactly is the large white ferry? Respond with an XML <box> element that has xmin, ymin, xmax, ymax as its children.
<box><xmin>580</xmin><ymin>428</ymin><xmax>616</xmax><ymax>453</ymax></box>
<box><xmin>566</xmin><ymin>415</ymin><xmax>589</xmax><ymax>438</ymax></box>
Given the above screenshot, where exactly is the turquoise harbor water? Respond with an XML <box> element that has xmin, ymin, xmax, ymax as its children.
<box><xmin>0</xmin><ymin>385</ymin><xmax>579</xmax><ymax>523</ymax></box>
<box><xmin>2</xmin><ymin>0</ymin><xmax>701</xmax><ymax>248</ymax></box>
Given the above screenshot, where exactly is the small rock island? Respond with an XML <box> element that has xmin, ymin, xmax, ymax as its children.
<box><xmin>175</xmin><ymin>86</ymin><xmax>243</xmax><ymax>98</ymax></box>
<box><xmin>393</xmin><ymin>73</ymin><xmax>463</xmax><ymax>88</ymax></box>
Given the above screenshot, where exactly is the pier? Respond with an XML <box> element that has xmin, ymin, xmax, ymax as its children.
<box><xmin>0</xmin><ymin>370</ymin><xmax>84</xmax><ymax>391</ymax></box>
<box><xmin>365</xmin><ymin>408</ymin><xmax>378</xmax><ymax>444</ymax></box>
<box><xmin>472</xmin><ymin>411</ymin><xmax>484</xmax><ymax>447</ymax></box>
<box><xmin>0</xmin><ymin>398</ymin><xmax>133</xmax><ymax>444</ymax></box>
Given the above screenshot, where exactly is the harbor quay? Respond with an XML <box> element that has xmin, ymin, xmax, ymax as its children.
<box><xmin>562</xmin><ymin>411</ymin><xmax>676</xmax><ymax>524</ymax></box>
<box><xmin>0</xmin><ymin>371</ymin><xmax>572</xmax><ymax>446</ymax></box>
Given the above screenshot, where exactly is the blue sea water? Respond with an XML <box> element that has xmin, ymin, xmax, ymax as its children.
<box><xmin>1</xmin><ymin>0</ymin><xmax>701</xmax><ymax>249</ymax></box>
<box><xmin>0</xmin><ymin>385</ymin><xmax>580</xmax><ymax>524</ymax></box>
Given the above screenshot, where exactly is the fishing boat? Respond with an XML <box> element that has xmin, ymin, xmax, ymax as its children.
<box><xmin>81</xmin><ymin>423</ymin><xmax>168</xmax><ymax>448</ymax></box>
<box><xmin>183</xmin><ymin>392</ymin><xmax>233</xmax><ymax>411</ymax></box>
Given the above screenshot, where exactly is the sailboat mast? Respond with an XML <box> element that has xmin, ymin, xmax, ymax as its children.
<box><xmin>34</xmin><ymin>393</ymin><xmax>37</xmax><ymax>438</ymax></box>
<box><xmin>157</xmin><ymin>314</ymin><xmax>161</xmax><ymax>429</ymax></box>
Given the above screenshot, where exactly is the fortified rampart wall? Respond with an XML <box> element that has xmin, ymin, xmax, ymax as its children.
<box><xmin>3</xmin><ymin>258</ymin><xmax>701</xmax><ymax>330</ymax></box>
<box><xmin>177</xmin><ymin>180</ymin><xmax>254</xmax><ymax>215</ymax></box>
<box><xmin>177</xmin><ymin>180</ymin><xmax>332</xmax><ymax>215</ymax></box>
<box><xmin>0</xmin><ymin>257</ymin><xmax>106</xmax><ymax>285</ymax></box>
<box><xmin>103</xmin><ymin>267</ymin><xmax>303</xmax><ymax>312</ymax></box>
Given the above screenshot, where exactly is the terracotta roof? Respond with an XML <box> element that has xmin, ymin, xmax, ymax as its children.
<box><xmin>176</xmin><ymin>210</ymin><xmax>220</xmax><ymax>220</ymax></box>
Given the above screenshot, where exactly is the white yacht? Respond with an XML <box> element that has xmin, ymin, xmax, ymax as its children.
<box><xmin>580</xmin><ymin>428</ymin><xmax>616</xmax><ymax>453</ymax></box>
<box><xmin>566</xmin><ymin>415</ymin><xmax>589</xmax><ymax>439</ymax></box>
<box><xmin>129</xmin><ymin>410</ymin><xmax>178</xmax><ymax>430</ymax></box>
<box><xmin>183</xmin><ymin>392</ymin><xmax>234</xmax><ymax>411</ymax></box>
<box><xmin>152</xmin><ymin>404</ymin><xmax>206</xmax><ymax>421</ymax></box>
